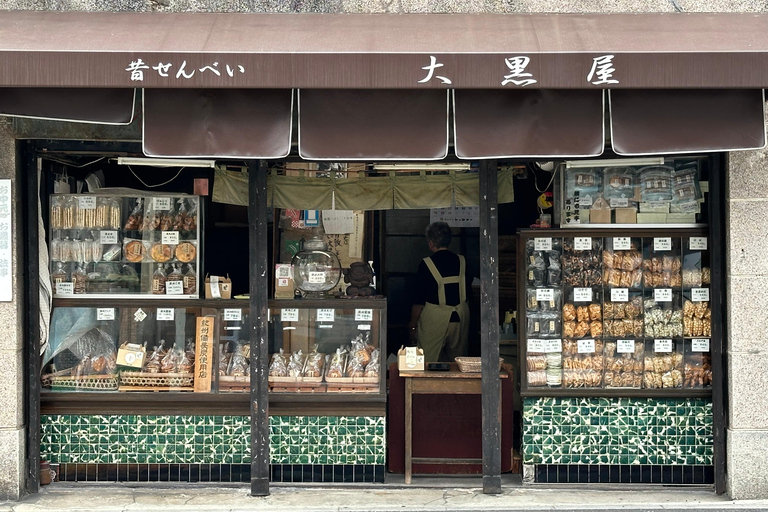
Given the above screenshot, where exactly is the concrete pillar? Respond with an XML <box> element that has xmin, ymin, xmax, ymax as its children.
<box><xmin>0</xmin><ymin>118</ymin><xmax>25</xmax><ymax>500</ymax></box>
<box><xmin>726</xmin><ymin>107</ymin><xmax>768</xmax><ymax>499</ymax></box>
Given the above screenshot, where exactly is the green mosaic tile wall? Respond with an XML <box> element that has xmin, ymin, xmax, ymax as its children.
<box><xmin>522</xmin><ymin>398</ymin><xmax>713</xmax><ymax>466</ymax></box>
<box><xmin>40</xmin><ymin>415</ymin><xmax>385</xmax><ymax>465</ymax></box>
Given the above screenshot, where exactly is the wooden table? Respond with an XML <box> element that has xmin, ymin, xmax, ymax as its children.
<box><xmin>400</xmin><ymin>364</ymin><xmax>509</xmax><ymax>484</ymax></box>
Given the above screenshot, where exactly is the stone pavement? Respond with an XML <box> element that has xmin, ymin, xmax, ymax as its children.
<box><xmin>3</xmin><ymin>483</ymin><xmax>768</xmax><ymax>512</ymax></box>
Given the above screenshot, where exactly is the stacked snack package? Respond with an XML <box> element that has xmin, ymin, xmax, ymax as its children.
<box><xmin>364</xmin><ymin>349</ymin><xmax>380</xmax><ymax>378</ymax></box>
<box><xmin>643</xmin><ymin>349</ymin><xmax>683</xmax><ymax>389</ymax></box>
<box><xmin>562</xmin><ymin>339</ymin><xmax>604</xmax><ymax>388</ymax></box>
<box><xmin>642</xmin><ymin>255</ymin><xmax>682</xmax><ymax>287</ymax></box>
<box><xmin>326</xmin><ymin>348</ymin><xmax>347</xmax><ymax>378</ymax></box>
<box><xmin>604</xmin><ymin>341</ymin><xmax>644</xmax><ymax>388</ymax></box>
<box><xmin>525</xmin><ymin>238</ymin><xmax>562</xmax><ymax>287</ymax></box>
<box><xmin>683</xmin><ymin>300</ymin><xmax>712</xmax><ymax>337</ymax></box>
<box><xmin>603</xmin><ymin>297</ymin><xmax>644</xmax><ymax>337</ymax></box>
<box><xmin>562</xmin><ymin>303</ymin><xmax>602</xmax><ymax>338</ymax></box>
<box><xmin>268</xmin><ymin>349</ymin><xmax>289</xmax><ymax>377</ymax></box>
<box><xmin>562</xmin><ymin>238</ymin><xmax>602</xmax><ymax>287</ymax></box>
<box><xmin>144</xmin><ymin>342</ymin><xmax>166</xmax><ymax>373</ymax></box>
<box><xmin>644</xmin><ymin>299</ymin><xmax>683</xmax><ymax>337</ymax></box>
<box><xmin>228</xmin><ymin>344</ymin><xmax>249</xmax><ymax>377</ymax></box>
<box><xmin>303</xmin><ymin>346</ymin><xmax>325</xmax><ymax>378</ymax></box>
<box><xmin>685</xmin><ymin>352</ymin><xmax>712</xmax><ymax>388</ymax></box>
<box><xmin>602</xmin><ymin>247</ymin><xmax>643</xmax><ymax>288</ymax></box>
<box><xmin>287</xmin><ymin>351</ymin><xmax>305</xmax><ymax>378</ymax></box>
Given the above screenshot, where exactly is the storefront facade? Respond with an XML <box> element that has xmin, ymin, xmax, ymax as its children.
<box><xmin>0</xmin><ymin>4</ymin><xmax>767</xmax><ymax>503</ymax></box>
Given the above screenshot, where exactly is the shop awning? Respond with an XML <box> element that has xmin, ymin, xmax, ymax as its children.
<box><xmin>2</xmin><ymin>12</ymin><xmax>768</xmax><ymax>89</ymax></box>
<box><xmin>0</xmin><ymin>88</ymin><xmax>135</xmax><ymax>124</ymax></box>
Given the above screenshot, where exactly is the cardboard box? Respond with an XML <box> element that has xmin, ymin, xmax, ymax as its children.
<box><xmin>398</xmin><ymin>346</ymin><xmax>425</xmax><ymax>371</ymax></box>
<box><xmin>116</xmin><ymin>343</ymin><xmax>146</xmax><ymax>369</ymax></box>
<box><xmin>615</xmin><ymin>207</ymin><xmax>637</xmax><ymax>224</ymax></box>
<box><xmin>637</xmin><ymin>213</ymin><xmax>668</xmax><ymax>224</ymax></box>
<box><xmin>205</xmin><ymin>275</ymin><xmax>232</xmax><ymax>299</ymax></box>
<box><xmin>588</xmin><ymin>208</ymin><xmax>611</xmax><ymax>224</ymax></box>
<box><xmin>274</xmin><ymin>264</ymin><xmax>295</xmax><ymax>299</ymax></box>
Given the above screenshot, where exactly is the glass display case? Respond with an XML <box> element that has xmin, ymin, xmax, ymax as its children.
<box><xmin>519</xmin><ymin>229</ymin><xmax>713</xmax><ymax>395</ymax></box>
<box><xmin>49</xmin><ymin>193</ymin><xmax>201</xmax><ymax>298</ymax></box>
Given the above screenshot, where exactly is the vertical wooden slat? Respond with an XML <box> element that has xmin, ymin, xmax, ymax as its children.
<box><xmin>248</xmin><ymin>160</ymin><xmax>270</xmax><ymax>496</ymax></box>
<box><xmin>479</xmin><ymin>160</ymin><xmax>501</xmax><ymax>494</ymax></box>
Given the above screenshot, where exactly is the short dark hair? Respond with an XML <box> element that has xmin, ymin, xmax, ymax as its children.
<box><xmin>426</xmin><ymin>222</ymin><xmax>452</xmax><ymax>249</ymax></box>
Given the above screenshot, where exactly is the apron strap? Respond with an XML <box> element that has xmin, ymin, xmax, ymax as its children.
<box><xmin>423</xmin><ymin>257</ymin><xmax>447</xmax><ymax>306</ymax></box>
<box><xmin>423</xmin><ymin>254</ymin><xmax>466</xmax><ymax>307</ymax></box>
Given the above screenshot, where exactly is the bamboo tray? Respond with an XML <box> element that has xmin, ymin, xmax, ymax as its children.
<box><xmin>49</xmin><ymin>374</ymin><xmax>119</xmax><ymax>391</ymax></box>
<box><xmin>118</xmin><ymin>371</ymin><xmax>194</xmax><ymax>391</ymax></box>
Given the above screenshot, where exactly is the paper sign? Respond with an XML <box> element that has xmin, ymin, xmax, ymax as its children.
<box><xmin>654</xmin><ymin>288</ymin><xmax>673</xmax><ymax>302</ymax></box>
<box><xmin>0</xmin><ymin>180</ymin><xmax>11</xmax><ymax>302</ymax></box>
<box><xmin>281</xmin><ymin>308</ymin><xmax>299</xmax><ymax>322</ymax></box>
<box><xmin>617</xmin><ymin>339</ymin><xmax>635</xmax><ymax>354</ymax></box>
<box><xmin>654</xmin><ymin>237</ymin><xmax>672</xmax><ymax>252</ymax></box>
<box><xmin>613</xmin><ymin>237</ymin><xmax>631</xmax><ymax>250</ymax></box>
<box><xmin>153</xmin><ymin>197</ymin><xmax>171</xmax><ymax>210</ymax></box>
<box><xmin>528</xmin><ymin>339</ymin><xmax>545</xmax><ymax>353</ymax></box>
<box><xmin>78</xmin><ymin>196</ymin><xmax>96</xmax><ymax>210</ymax></box>
<box><xmin>165</xmin><ymin>280</ymin><xmax>183</xmax><ymax>295</ymax></box>
<box><xmin>308</xmin><ymin>271</ymin><xmax>325</xmax><ymax>284</ymax></box>
<box><xmin>692</xmin><ymin>288</ymin><xmax>710</xmax><ymax>302</ymax></box>
<box><xmin>544</xmin><ymin>339</ymin><xmax>562</xmax><ymax>353</ymax></box>
<box><xmin>358</xmin><ymin>324</ymin><xmax>372</xmax><ymax>331</ymax></box>
<box><xmin>304</xmin><ymin>210</ymin><xmax>319</xmax><ymax>227</ymax></box>
<box><xmin>355</xmin><ymin>309</ymin><xmax>373</xmax><ymax>321</ymax></box>
<box><xmin>578</xmin><ymin>196</ymin><xmax>593</xmax><ymax>207</ymax></box>
<box><xmin>574</xmin><ymin>237</ymin><xmax>592</xmax><ymax>251</ymax></box>
<box><xmin>134</xmin><ymin>308</ymin><xmax>147</xmax><ymax>322</ymax></box>
<box><xmin>100</xmin><ymin>230</ymin><xmax>118</xmax><ymax>244</ymax></box>
<box><xmin>321</xmin><ymin>210</ymin><xmax>355</xmax><ymax>234</ymax></box>
<box><xmin>430</xmin><ymin>206</ymin><xmax>480</xmax><ymax>228</ymax></box>
<box><xmin>692</xmin><ymin>339</ymin><xmax>710</xmax><ymax>352</ymax></box>
<box><xmin>573</xmin><ymin>288</ymin><xmax>593</xmax><ymax>302</ymax></box>
<box><xmin>223</xmin><ymin>309</ymin><xmax>242</xmax><ymax>321</ymax></box>
<box><xmin>96</xmin><ymin>308</ymin><xmax>115</xmax><ymax>321</ymax></box>
<box><xmin>161</xmin><ymin>231</ymin><xmax>179</xmax><ymax>245</ymax></box>
<box><xmin>194</xmin><ymin>316</ymin><xmax>215</xmax><ymax>393</ymax></box>
<box><xmin>534</xmin><ymin>238</ymin><xmax>552</xmax><ymax>251</ymax></box>
<box><xmin>610</xmin><ymin>197</ymin><xmax>629</xmax><ymax>208</ymax></box>
<box><xmin>536</xmin><ymin>289</ymin><xmax>554</xmax><ymax>302</ymax></box>
<box><xmin>56</xmin><ymin>282</ymin><xmax>74</xmax><ymax>295</ymax></box>
<box><xmin>209</xmin><ymin>275</ymin><xmax>221</xmax><ymax>299</ymax></box>
<box><xmin>690</xmin><ymin>237</ymin><xmax>708</xmax><ymax>250</ymax></box>
<box><xmin>317</xmin><ymin>309</ymin><xmax>335</xmax><ymax>322</ymax></box>
<box><xmin>611</xmin><ymin>288</ymin><xmax>629</xmax><ymax>302</ymax></box>
<box><xmin>655</xmin><ymin>339</ymin><xmax>673</xmax><ymax>352</ymax></box>
<box><xmin>578</xmin><ymin>339</ymin><xmax>596</xmax><ymax>354</ymax></box>
<box><xmin>157</xmin><ymin>308</ymin><xmax>174</xmax><ymax>321</ymax></box>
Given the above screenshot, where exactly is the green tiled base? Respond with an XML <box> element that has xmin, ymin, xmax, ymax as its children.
<box><xmin>41</xmin><ymin>415</ymin><xmax>385</xmax><ymax>465</ymax></box>
<box><xmin>522</xmin><ymin>398</ymin><xmax>713</xmax><ymax>466</ymax></box>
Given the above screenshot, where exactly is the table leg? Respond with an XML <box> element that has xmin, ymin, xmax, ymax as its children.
<box><xmin>405</xmin><ymin>377</ymin><xmax>413</xmax><ymax>484</ymax></box>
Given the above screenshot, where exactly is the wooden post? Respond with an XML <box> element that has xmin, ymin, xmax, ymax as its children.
<box><xmin>248</xmin><ymin>161</ymin><xmax>270</xmax><ymax>496</ymax></box>
<box><xmin>479</xmin><ymin>160</ymin><xmax>501</xmax><ymax>494</ymax></box>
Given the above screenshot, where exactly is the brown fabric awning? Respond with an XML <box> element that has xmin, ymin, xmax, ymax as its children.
<box><xmin>142</xmin><ymin>89</ymin><xmax>293</xmax><ymax>158</ymax></box>
<box><xmin>610</xmin><ymin>89</ymin><xmax>766</xmax><ymax>155</ymax></box>
<box><xmin>298</xmin><ymin>90</ymin><xmax>449</xmax><ymax>160</ymax></box>
<box><xmin>453</xmin><ymin>90</ymin><xmax>605</xmax><ymax>159</ymax></box>
<box><xmin>3</xmin><ymin>12</ymin><xmax>768</xmax><ymax>89</ymax></box>
<box><xmin>0</xmin><ymin>88</ymin><xmax>135</xmax><ymax>124</ymax></box>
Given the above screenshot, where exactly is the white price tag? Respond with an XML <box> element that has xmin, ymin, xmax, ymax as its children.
<box><xmin>610</xmin><ymin>197</ymin><xmax>629</xmax><ymax>208</ymax></box>
<box><xmin>100</xmin><ymin>230</ymin><xmax>118</xmax><ymax>245</ymax></box>
<box><xmin>528</xmin><ymin>339</ymin><xmax>545</xmax><ymax>353</ymax></box>
<box><xmin>161</xmin><ymin>231</ymin><xmax>179</xmax><ymax>245</ymax></box>
<box><xmin>691</xmin><ymin>288</ymin><xmax>710</xmax><ymax>302</ymax></box>
<box><xmin>281</xmin><ymin>308</ymin><xmax>299</xmax><ymax>322</ymax></box>
<box><xmin>617</xmin><ymin>339</ymin><xmax>635</xmax><ymax>354</ymax></box>
<box><xmin>544</xmin><ymin>339</ymin><xmax>562</xmax><ymax>353</ymax></box>
<box><xmin>574</xmin><ymin>237</ymin><xmax>592</xmax><ymax>251</ymax></box>
<box><xmin>578</xmin><ymin>339</ymin><xmax>596</xmax><ymax>354</ymax></box>
<box><xmin>654</xmin><ymin>288</ymin><xmax>673</xmax><ymax>302</ymax></box>
<box><xmin>355</xmin><ymin>309</ymin><xmax>373</xmax><ymax>321</ymax></box>
<box><xmin>578</xmin><ymin>196</ymin><xmax>593</xmax><ymax>207</ymax></box>
<box><xmin>573</xmin><ymin>288</ymin><xmax>593</xmax><ymax>302</ymax></box>
<box><xmin>317</xmin><ymin>309</ymin><xmax>335</xmax><ymax>322</ymax></box>
<box><xmin>78</xmin><ymin>196</ymin><xmax>96</xmax><ymax>210</ymax></box>
<box><xmin>134</xmin><ymin>308</ymin><xmax>147</xmax><ymax>322</ymax></box>
<box><xmin>654</xmin><ymin>237</ymin><xmax>672</xmax><ymax>252</ymax></box>
<box><xmin>692</xmin><ymin>338</ymin><xmax>710</xmax><ymax>352</ymax></box>
<box><xmin>96</xmin><ymin>308</ymin><xmax>115</xmax><ymax>321</ymax></box>
<box><xmin>358</xmin><ymin>324</ymin><xmax>372</xmax><ymax>331</ymax></box>
<box><xmin>308</xmin><ymin>271</ymin><xmax>326</xmax><ymax>284</ymax></box>
<box><xmin>534</xmin><ymin>238</ymin><xmax>552</xmax><ymax>251</ymax></box>
<box><xmin>223</xmin><ymin>308</ymin><xmax>242</xmax><ymax>321</ymax></box>
<box><xmin>536</xmin><ymin>288</ymin><xmax>554</xmax><ymax>302</ymax></box>
<box><xmin>157</xmin><ymin>308</ymin><xmax>175</xmax><ymax>321</ymax></box>
<box><xmin>613</xmin><ymin>237</ymin><xmax>631</xmax><ymax>250</ymax></box>
<box><xmin>318</xmin><ymin>325</ymin><xmax>333</xmax><ymax>329</ymax></box>
<box><xmin>165</xmin><ymin>280</ymin><xmax>183</xmax><ymax>295</ymax></box>
<box><xmin>153</xmin><ymin>197</ymin><xmax>171</xmax><ymax>210</ymax></box>
<box><xmin>611</xmin><ymin>288</ymin><xmax>629</xmax><ymax>302</ymax></box>
<box><xmin>55</xmin><ymin>282</ymin><xmax>74</xmax><ymax>295</ymax></box>
<box><xmin>654</xmin><ymin>339</ymin><xmax>673</xmax><ymax>353</ymax></box>
<box><xmin>689</xmin><ymin>237</ymin><xmax>708</xmax><ymax>251</ymax></box>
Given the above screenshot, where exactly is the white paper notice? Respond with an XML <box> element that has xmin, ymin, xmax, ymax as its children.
<box><xmin>165</xmin><ymin>281</ymin><xmax>183</xmax><ymax>295</ymax></box>
<box><xmin>78</xmin><ymin>196</ymin><xmax>96</xmax><ymax>210</ymax></box>
<box><xmin>613</xmin><ymin>237</ymin><xmax>631</xmax><ymax>250</ymax></box>
<box><xmin>654</xmin><ymin>288</ymin><xmax>673</xmax><ymax>302</ymax></box>
<box><xmin>0</xmin><ymin>180</ymin><xmax>11</xmax><ymax>301</ymax></box>
<box><xmin>689</xmin><ymin>237</ymin><xmax>708</xmax><ymax>251</ymax></box>
<box><xmin>96</xmin><ymin>308</ymin><xmax>115</xmax><ymax>321</ymax></box>
<box><xmin>100</xmin><ymin>230</ymin><xmax>118</xmax><ymax>245</ymax></box>
<box><xmin>161</xmin><ymin>231</ymin><xmax>180</xmax><ymax>245</ymax></box>
<box><xmin>321</xmin><ymin>210</ymin><xmax>355</xmax><ymax>234</ymax></box>
<box><xmin>528</xmin><ymin>339</ymin><xmax>545</xmax><ymax>353</ymax></box>
<box><xmin>655</xmin><ymin>339</ymin><xmax>673</xmax><ymax>353</ymax></box>
<box><xmin>355</xmin><ymin>309</ymin><xmax>373</xmax><ymax>322</ymax></box>
<box><xmin>534</xmin><ymin>238</ymin><xmax>553</xmax><ymax>251</ymax></box>
<box><xmin>317</xmin><ymin>309</ymin><xmax>335</xmax><ymax>322</ymax></box>
<box><xmin>308</xmin><ymin>271</ymin><xmax>325</xmax><ymax>284</ymax></box>
<box><xmin>544</xmin><ymin>339</ymin><xmax>562</xmax><ymax>353</ymax></box>
<box><xmin>654</xmin><ymin>237</ymin><xmax>672</xmax><ymax>252</ymax></box>
<box><xmin>611</xmin><ymin>288</ymin><xmax>629</xmax><ymax>302</ymax></box>
<box><xmin>536</xmin><ymin>289</ymin><xmax>554</xmax><ymax>302</ymax></box>
<box><xmin>209</xmin><ymin>275</ymin><xmax>221</xmax><ymax>299</ymax></box>
<box><xmin>578</xmin><ymin>339</ymin><xmax>596</xmax><ymax>354</ymax></box>
<box><xmin>223</xmin><ymin>309</ymin><xmax>242</xmax><ymax>321</ymax></box>
<box><xmin>692</xmin><ymin>339</ymin><xmax>710</xmax><ymax>352</ymax></box>
<box><xmin>573</xmin><ymin>288</ymin><xmax>593</xmax><ymax>302</ymax></box>
<box><xmin>574</xmin><ymin>237</ymin><xmax>592</xmax><ymax>251</ymax></box>
<box><xmin>617</xmin><ymin>339</ymin><xmax>635</xmax><ymax>354</ymax></box>
<box><xmin>358</xmin><ymin>324</ymin><xmax>372</xmax><ymax>331</ymax></box>
<box><xmin>153</xmin><ymin>197</ymin><xmax>171</xmax><ymax>210</ymax></box>
<box><xmin>56</xmin><ymin>282</ymin><xmax>74</xmax><ymax>295</ymax></box>
<box><xmin>281</xmin><ymin>308</ymin><xmax>299</xmax><ymax>322</ymax></box>
<box><xmin>610</xmin><ymin>197</ymin><xmax>629</xmax><ymax>208</ymax></box>
<box><xmin>692</xmin><ymin>288</ymin><xmax>710</xmax><ymax>302</ymax></box>
<box><xmin>348</xmin><ymin>212</ymin><xmax>365</xmax><ymax>259</ymax></box>
<box><xmin>430</xmin><ymin>206</ymin><xmax>480</xmax><ymax>228</ymax></box>
<box><xmin>157</xmin><ymin>308</ymin><xmax>175</xmax><ymax>321</ymax></box>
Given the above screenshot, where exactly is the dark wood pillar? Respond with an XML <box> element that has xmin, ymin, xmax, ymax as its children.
<box><xmin>479</xmin><ymin>160</ymin><xmax>501</xmax><ymax>494</ymax></box>
<box><xmin>248</xmin><ymin>160</ymin><xmax>270</xmax><ymax>496</ymax></box>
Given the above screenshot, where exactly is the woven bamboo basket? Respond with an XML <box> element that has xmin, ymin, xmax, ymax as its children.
<box><xmin>49</xmin><ymin>374</ymin><xmax>119</xmax><ymax>391</ymax></box>
<box><xmin>119</xmin><ymin>371</ymin><xmax>194</xmax><ymax>388</ymax></box>
<box><xmin>454</xmin><ymin>357</ymin><xmax>504</xmax><ymax>373</ymax></box>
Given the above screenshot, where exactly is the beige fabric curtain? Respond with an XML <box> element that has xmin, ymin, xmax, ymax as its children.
<box><xmin>212</xmin><ymin>168</ymin><xmax>515</xmax><ymax>209</ymax></box>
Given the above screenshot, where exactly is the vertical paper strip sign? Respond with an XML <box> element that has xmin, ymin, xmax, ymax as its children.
<box><xmin>194</xmin><ymin>316</ymin><xmax>215</xmax><ymax>392</ymax></box>
<box><xmin>0</xmin><ymin>180</ymin><xmax>11</xmax><ymax>301</ymax></box>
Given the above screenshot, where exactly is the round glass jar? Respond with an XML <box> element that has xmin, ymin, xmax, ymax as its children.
<box><xmin>291</xmin><ymin>238</ymin><xmax>341</xmax><ymax>298</ymax></box>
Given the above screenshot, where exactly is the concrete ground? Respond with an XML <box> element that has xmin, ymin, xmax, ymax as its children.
<box><xmin>3</xmin><ymin>480</ymin><xmax>768</xmax><ymax>512</ymax></box>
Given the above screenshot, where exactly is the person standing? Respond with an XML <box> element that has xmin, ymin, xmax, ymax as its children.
<box><xmin>408</xmin><ymin>222</ymin><xmax>470</xmax><ymax>363</ymax></box>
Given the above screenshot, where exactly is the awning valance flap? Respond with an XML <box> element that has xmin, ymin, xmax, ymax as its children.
<box><xmin>0</xmin><ymin>88</ymin><xmax>135</xmax><ymax>124</ymax></box>
<box><xmin>142</xmin><ymin>89</ymin><xmax>292</xmax><ymax>158</ymax></box>
<box><xmin>609</xmin><ymin>89</ymin><xmax>767</xmax><ymax>155</ymax></box>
